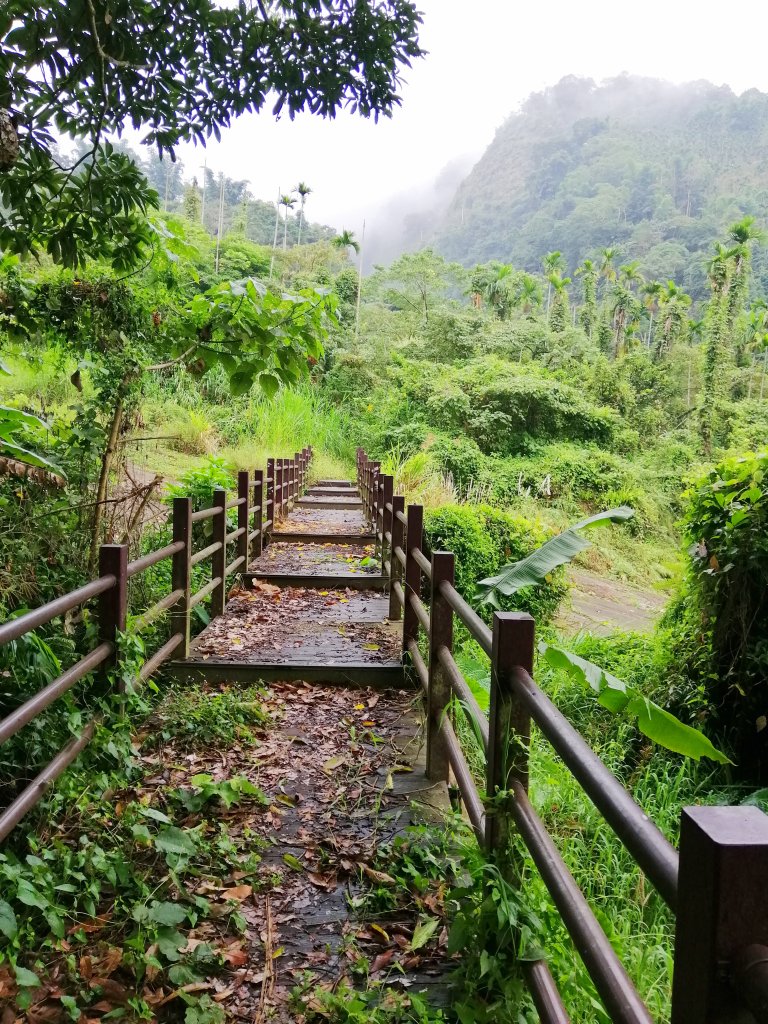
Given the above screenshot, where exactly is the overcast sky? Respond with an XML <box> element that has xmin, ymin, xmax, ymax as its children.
<box><xmin>176</xmin><ymin>0</ymin><xmax>768</xmax><ymax>237</ymax></box>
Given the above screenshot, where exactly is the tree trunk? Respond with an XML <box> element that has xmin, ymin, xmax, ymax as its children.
<box><xmin>88</xmin><ymin>395</ymin><xmax>124</xmax><ymax>574</ymax></box>
<box><xmin>761</xmin><ymin>353</ymin><xmax>767</xmax><ymax>401</ymax></box>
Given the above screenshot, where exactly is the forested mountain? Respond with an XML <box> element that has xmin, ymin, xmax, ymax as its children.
<box><xmin>432</xmin><ymin>76</ymin><xmax>768</xmax><ymax>299</ymax></box>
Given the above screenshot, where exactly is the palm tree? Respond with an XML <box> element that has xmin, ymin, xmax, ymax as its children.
<box><xmin>296</xmin><ymin>182</ymin><xmax>312</xmax><ymax>246</ymax></box>
<box><xmin>542</xmin><ymin>251</ymin><xmax>564</xmax><ymax>311</ymax></box>
<box><xmin>655</xmin><ymin>281</ymin><xmax>691</xmax><ymax>361</ymax></box>
<box><xmin>642</xmin><ymin>280</ymin><xmax>664</xmax><ymax>349</ymax></box>
<box><xmin>280</xmin><ymin>193</ymin><xmax>297</xmax><ymax>249</ymax></box>
<box><xmin>745</xmin><ymin>301</ymin><xmax>768</xmax><ymax>399</ymax></box>
<box><xmin>610</xmin><ymin>282</ymin><xmax>639</xmax><ymax>359</ymax></box>
<box><xmin>599</xmin><ymin>247</ymin><xmax>619</xmax><ymax>286</ymax></box>
<box><xmin>332</xmin><ymin>229</ymin><xmax>360</xmax><ymax>256</ymax></box>
<box><xmin>575</xmin><ymin>258</ymin><xmax>598</xmax><ymax>339</ymax></box>
<box><xmin>517</xmin><ymin>273</ymin><xmax>542</xmax><ymax>316</ymax></box>
<box><xmin>619</xmin><ymin>260</ymin><xmax>644</xmax><ymax>292</ymax></box>
<box><xmin>547</xmin><ymin>272</ymin><xmax>571</xmax><ymax>332</ymax></box>
<box><xmin>700</xmin><ymin>241</ymin><xmax>737</xmax><ymax>453</ymax></box>
<box><xmin>481</xmin><ymin>263</ymin><xmax>516</xmax><ymax>320</ymax></box>
<box><xmin>727</xmin><ymin>216</ymin><xmax>764</xmax><ymax>330</ymax></box>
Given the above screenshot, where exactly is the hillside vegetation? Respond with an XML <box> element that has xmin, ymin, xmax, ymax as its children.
<box><xmin>433</xmin><ymin>75</ymin><xmax>768</xmax><ymax>299</ymax></box>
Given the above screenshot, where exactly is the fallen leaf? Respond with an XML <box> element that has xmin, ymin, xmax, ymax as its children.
<box><xmin>220</xmin><ymin>885</ymin><xmax>252</xmax><ymax>902</ymax></box>
<box><xmin>370</xmin><ymin>949</ymin><xmax>395</xmax><ymax>974</ymax></box>
<box><xmin>283</xmin><ymin>853</ymin><xmax>304</xmax><ymax>872</ymax></box>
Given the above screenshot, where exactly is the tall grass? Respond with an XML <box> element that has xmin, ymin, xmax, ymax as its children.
<box><xmin>137</xmin><ymin>376</ymin><xmax>355</xmax><ymax>483</ymax></box>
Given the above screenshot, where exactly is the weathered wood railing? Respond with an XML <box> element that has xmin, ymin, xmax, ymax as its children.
<box><xmin>356</xmin><ymin>447</ymin><xmax>768</xmax><ymax>1024</ymax></box>
<box><xmin>0</xmin><ymin>446</ymin><xmax>312</xmax><ymax>844</ymax></box>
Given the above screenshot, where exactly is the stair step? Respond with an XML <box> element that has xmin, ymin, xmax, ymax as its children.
<box><xmin>242</xmin><ymin>572</ymin><xmax>387</xmax><ymax>591</ymax></box>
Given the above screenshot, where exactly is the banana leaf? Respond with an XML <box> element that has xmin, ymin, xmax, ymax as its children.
<box><xmin>477</xmin><ymin>506</ymin><xmax>634</xmax><ymax>608</ymax></box>
<box><xmin>540</xmin><ymin>642</ymin><xmax>731</xmax><ymax>764</ymax></box>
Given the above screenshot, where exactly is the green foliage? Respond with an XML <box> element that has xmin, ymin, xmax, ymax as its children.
<box><xmin>2</xmin><ymin>0</ymin><xmax>423</xmax><ymax>268</ymax></box>
<box><xmin>149</xmin><ymin>683</ymin><xmax>268</xmax><ymax>747</ymax></box>
<box><xmin>477</xmin><ymin>507</ymin><xmax>633</xmax><ymax>608</ymax></box>
<box><xmin>166</xmin><ymin>456</ymin><xmax>236</xmax><ymax>510</ymax></box>
<box><xmin>424</xmin><ymin>504</ymin><xmax>568</xmax><ymax>624</ymax></box>
<box><xmin>665</xmin><ymin>451</ymin><xmax>768</xmax><ymax>777</ymax></box>
<box><xmin>540</xmin><ymin>643</ymin><xmax>730</xmax><ymax>763</ymax></box>
<box><xmin>423</xmin><ymin>357</ymin><xmax>615</xmax><ymax>456</ymax></box>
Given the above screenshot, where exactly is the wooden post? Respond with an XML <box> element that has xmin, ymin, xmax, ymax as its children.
<box><xmin>211</xmin><ymin>488</ymin><xmax>227</xmax><ymax>618</ymax></box>
<box><xmin>672</xmin><ymin>806</ymin><xmax>768</xmax><ymax>1024</ymax></box>
<box><xmin>402</xmin><ymin>504</ymin><xmax>424</xmax><ymax>658</ymax></box>
<box><xmin>237</xmin><ymin>470</ymin><xmax>250</xmax><ymax>568</ymax></box>
<box><xmin>253</xmin><ymin>470</ymin><xmax>264</xmax><ymax>559</ymax></box>
<box><xmin>487</xmin><ymin>612</ymin><xmax>534</xmax><ymax>857</ymax></box>
<box><xmin>294</xmin><ymin>452</ymin><xmax>301</xmax><ymax>500</ymax></box>
<box><xmin>266</xmin><ymin>458</ymin><xmax>275</xmax><ymax>543</ymax></box>
<box><xmin>170</xmin><ymin>497</ymin><xmax>192</xmax><ymax>659</ymax></box>
<box><xmin>98</xmin><ymin>543</ymin><xmax>128</xmax><ymax>691</ymax></box>
<box><xmin>389</xmin><ymin>495</ymin><xmax>405</xmax><ymax>621</ymax></box>
<box><xmin>426</xmin><ymin>551</ymin><xmax>454</xmax><ymax>783</ymax></box>
<box><xmin>382</xmin><ymin>474</ymin><xmax>394</xmax><ymax>581</ymax></box>
<box><xmin>275</xmin><ymin>458</ymin><xmax>282</xmax><ymax>519</ymax></box>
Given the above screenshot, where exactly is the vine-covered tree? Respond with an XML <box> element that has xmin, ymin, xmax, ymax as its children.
<box><xmin>0</xmin><ymin>0</ymin><xmax>423</xmax><ymax>268</ymax></box>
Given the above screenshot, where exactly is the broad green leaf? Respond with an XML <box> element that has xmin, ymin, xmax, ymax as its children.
<box><xmin>540</xmin><ymin>643</ymin><xmax>731</xmax><ymax>764</ymax></box>
<box><xmin>157</xmin><ymin>926</ymin><xmax>186</xmax><ymax>960</ymax></box>
<box><xmin>410</xmin><ymin>916</ymin><xmax>440</xmax><ymax>950</ymax></box>
<box><xmin>155</xmin><ymin>826</ymin><xmax>197</xmax><ymax>857</ymax></box>
<box><xmin>0</xmin><ymin>899</ymin><xmax>17</xmax><ymax>939</ymax></box>
<box><xmin>14</xmin><ymin>966</ymin><xmax>41</xmax><ymax>987</ymax></box>
<box><xmin>148</xmin><ymin>901</ymin><xmax>187</xmax><ymax>926</ymax></box>
<box><xmin>139</xmin><ymin>806</ymin><xmax>172</xmax><ymax>824</ymax></box>
<box><xmin>477</xmin><ymin>507</ymin><xmax>633</xmax><ymax>606</ymax></box>
<box><xmin>259</xmin><ymin>373</ymin><xmax>280</xmax><ymax>399</ymax></box>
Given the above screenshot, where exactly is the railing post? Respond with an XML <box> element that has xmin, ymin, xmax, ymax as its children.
<box><xmin>389</xmin><ymin>495</ymin><xmax>405</xmax><ymax>621</ymax></box>
<box><xmin>294</xmin><ymin>452</ymin><xmax>301</xmax><ymax>500</ymax></box>
<box><xmin>402</xmin><ymin>504</ymin><xmax>424</xmax><ymax>659</ymax></box>
<box><xmin>98</xmin><ymin>543</ymin><xmax>128</xmax><ymax>691</ymax></box>
<box><xmin>237</xmin><ymin>470</ymin><xmax>250</xmax><ymax>569</ymax></box>
<box><xmin>170</xmin><ymin>497</ymin><xmax>192</xmax><ymax>659</ymax></box>
<box><xmin>487</xmin><ymin>612</ymin><xmax>534</xmax><ymax>857</ymax></box>
<box><xmin>374</xmin><ymin>469</ymin><xmax>384</xmax><ymax>558</ymax></box>
<box><xmin>382</xmin><ymin>474</ymin><xmax>394</xmax><ymax>580</ymax></box>
<box><xmin>672</xmin><ymin>806</ymin><xmax>768</xmax><ymax>1024</ymax></box>
<box><xmin>426</xmin><ymin>551</ymin><xmax>454</xmax><ymax>783</ymax></box>
<box><xmin>211</xmin><ymin>488</ymin><xmax>227</xmax><ymax>618</ymax></box>
<box><xmin>252</xmin><ymin>469</ymin><xmax>264</xmax><ymax>559</ymax></box>
<box><xmin>266</xmin><ymin>457</ymin><xmax>275</xmax><ymax>543</ymax></box>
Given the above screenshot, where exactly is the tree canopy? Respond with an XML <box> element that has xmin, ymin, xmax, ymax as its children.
<box><xmin>0</xmin><ymin>0</ymin><xmax>423</xmax><ymax>267</ymax></box>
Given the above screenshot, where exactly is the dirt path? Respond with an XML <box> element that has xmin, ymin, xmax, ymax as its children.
<box><xmin>557</xmin><ymin>568</ymin><xmax>669</xmax><ymax>635</ymax></box>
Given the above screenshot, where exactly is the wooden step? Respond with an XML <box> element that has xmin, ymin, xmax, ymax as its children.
<box><xmin>307</xmin><ymin>487</ymin><xmax>360</xmax><ymax>497</ymax></box>
<box><xmin>273</xmin><ymin>531</ymin><xmax>376</xmax><ymax>544</ymax></box>
<box><xmin>168</xmin><ymin>660</ymin><xmax>407</xmax><ymax>688</ymax></box>
<box><xmin>242</xmin><ymin>572</ymin><xmax>387</xmax><ymax>591</ymax></box>
<box><xmin>316</xmin><ymin>479</ymin><xmax>354</xmax><ymax>487</ymax></box>
<box><xmin>298</xmin><ymin>497</ymin><xmax>363</xmax><ymax>510</ymax></box>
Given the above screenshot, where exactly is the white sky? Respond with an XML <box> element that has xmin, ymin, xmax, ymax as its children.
<box><xmin>176</xmin><ymin>0</ymin><xmax>768</xmax><ymax>236</ymax></box>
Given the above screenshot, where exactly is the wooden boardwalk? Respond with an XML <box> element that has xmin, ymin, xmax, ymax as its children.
<box><xmin>166</xmin><ymin>476</ymin><xmax>454</xmax><ymax>1016</ymax></box>
<box><xmin>169</xmin><ymin>479</ymin><xmax>404</xmax><ymax>687</ymax></box>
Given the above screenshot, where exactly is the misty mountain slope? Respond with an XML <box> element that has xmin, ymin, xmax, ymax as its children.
<box><xmin>432</xmin><ymin>75</ymin><xmax>768</xmax><ymax>297</ymax></box>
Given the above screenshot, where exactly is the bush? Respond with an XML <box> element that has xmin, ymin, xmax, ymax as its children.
<box><xmin>423</xmin><ymin>503</ymin><xmax>568</xmax><ymax>625</ymax></box>
<box><xmin>422</xmin><ymin>357</ymin><xmax>616</xmax><ymax>456</ymax></box>
<box><xmin>430</xmin><ymin>434</ymin><xmax>487</xmax><ymax>493</ymax></box>
<box><xmin>664</xmin><ymin>451</ymin><xmax>768</xmax><ymax>779</ymax></box>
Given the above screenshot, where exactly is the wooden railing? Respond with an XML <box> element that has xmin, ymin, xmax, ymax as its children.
<box><xmin>0</xmin><ymin>446</ymin><xmax>312</xmax><ymax>845</ymax></box>
<box><xmin>356</xmin><ymin>447</ymin><xmax>768</xmax><ymax>1024</ymax></box>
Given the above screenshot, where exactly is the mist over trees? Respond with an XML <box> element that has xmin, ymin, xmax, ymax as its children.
<box><xmin>430</xmin><ymin>75</ymin><xmax>768</xmax><ymax>301</ymax></box>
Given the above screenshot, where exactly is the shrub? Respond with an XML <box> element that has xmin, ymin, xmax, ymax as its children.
<box><xmin>423</xmin><ymin>503</ymin><xmax>568</xmax><ymax>625</ymax></box>
<box><xmin>664</xmin><ymin>451</ymin><xmax>768</xmax><ymax>779</ymax></box>
<box><xmin>422</xmin><ymin>357</ymin><xmax>616</xmax><ymax>456</ymax></box>
<box><xmin>430</xmin><ymin>434</ymin><xmax>487</xmax><ymax>493</ymax></box>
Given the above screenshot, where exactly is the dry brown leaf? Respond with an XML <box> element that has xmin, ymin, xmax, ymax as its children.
<box><xmin>220</xmin><ymin>884</ymin><xmax>253</xmax><ymax>902</ymax></box>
